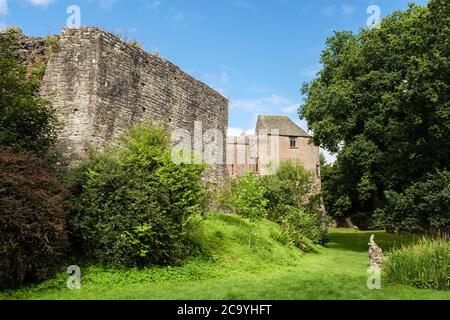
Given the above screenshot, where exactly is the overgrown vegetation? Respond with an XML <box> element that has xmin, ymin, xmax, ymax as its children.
<box><xmin>224</xmin><ymin>162</ymin><xmax>327</xmax><ymax>250</ymax></box>
<box><xmin>127</xmin><ymin>39</ymin><xmax>144</xmax><ymax>49</ymax></box>
<box><xmin>229</xmin><ymin>173</ymin><xmax>268</xmax><ymax>246</ymax></box>
<box><xmin>68</xmin><ymin>121</ymin><xmax>206</xmax><ymax>267</ymax></box>
<box><xmin>45</xmin><ymin>35</ymin><xmax>59</xmax><ymax>54</ymax></box>
<box><xmin>261</xmin><ymin>162</ymin><xmax>327</xmax><ymax>246</ymax></box>
<box><xmin>375</xmin><ymin>170</ymin><xmax>450</xmax><ymax>235</ymax></box>
<box><xmin>385</xmin><ymin>238</ymin><xmax>450</xmax><ymax>290</ymax></box>
<box><xmin>1</xmin><ymin>2</ymin><xmax>448</xmax><ymax>296</ymax></box>
<box><xmin>0</xmin><ymin>29</ymin><xmax>59</xmax><ymax>154</ymax></box>
<box><xmin>0</xmin><ymin>148</ymin><xmax>71</xmax><ymax>289</ymax></box>
<box><xmin>230</xmin><ymin>172</ymin><xmax>268</xmax><ymax>223</ymax></box>
<box><xmin>301</xmin><ymin>0</ymin><xmax>450</xmax><ymax>232</ymax></box>
<box><xmin>0</xmin><ymin>28</ymin><xmax>68</xmax><ymax>290</ymax></box>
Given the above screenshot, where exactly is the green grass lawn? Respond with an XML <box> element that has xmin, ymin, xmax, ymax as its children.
<box><xmin>1</xmin><ymin>213</ymin><xmax>449</xmax><ymax>300</ymax></box>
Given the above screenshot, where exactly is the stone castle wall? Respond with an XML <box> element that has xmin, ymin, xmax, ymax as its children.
<box><xmin>38</xmin><ymin>27</ymin><xmax>229</xmax><ymax>179</ymax></box>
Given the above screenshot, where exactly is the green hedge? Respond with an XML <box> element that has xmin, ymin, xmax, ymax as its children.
<box><xmin>69</xmin><ymin>122</ymin><xmax>206</xmax><ymax>267</ymax></box>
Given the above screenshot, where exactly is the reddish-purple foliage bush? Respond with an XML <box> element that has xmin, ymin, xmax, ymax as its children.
<box><xmin>0</xmin><ymin>147</ymin><xmax>70</xmax><ymax>289</ymax></box>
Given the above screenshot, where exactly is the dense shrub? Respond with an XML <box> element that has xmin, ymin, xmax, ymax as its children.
<box><xmin>69</xmin><ymin>122</ymin><xmax>206</xmax><ymax>267</ymax></box>
<box><xmin>261</xmin><ymin>161</ymin><xmax>327</xmax><ymax>244</ymax></box>
<box><xmin>0</xmin><ymin>148</ymin><xmax>70</xmax><ymax>289</ymax></box>
<box><xmin>261</xmin><ymin>161</ymin><xmax>320</xmax><ymax>220</ymax></box>
<box><xmin>385</xmin><ymin>238</ymin><xmax>450</xmax><ymax>290</ymax></box>
<box><xmin>282</xmin><ymin>206</ymin><xmax>324</xmax><ymax>245</ymax></box>
<box><xmin>0</xmin><ymin>29</ymin><xmax>59</xmax><ymax>154</ymax></box>
<box><xmin>271</xmin><ymin>206</ymin><xmax>321</xmax><ymax>252</ymax></box>
<box><xmin>375</xmin><ymin>170</ymin><xmax>450</xmax><ymax>235</ymax></box>
<box><xmin>230</xmin><ymin>172</ymin><xmax>268</xmax><ymax>223</ymax></box>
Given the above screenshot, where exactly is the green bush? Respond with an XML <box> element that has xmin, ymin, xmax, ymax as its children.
<box><xmin>271</xmin><ymin>206</ymin><xmax>321</xmax><ymax>251</ymax></box>
<box><xmin>375</xmin><ymin>170</ymin><xmax>450</xmax><ymax>235</ymax></box>
<box><xmin>230</xmin><ymin>172</ymin><xmax>268</xmax><ymax>223</ymax></box>
<box><xmin>261</xmin><ymin>161</ymin><xmax>320</xmax><ymax>220</ymax></box>
<box><xmin>282</xmin><ymin>206</ymin><xmax>324</xmax><ymax>245</ymax></box>
<box><xmin>261</xmin><ymin>161</ymin><xmax>327</xmax><ymax>244</ymax></box>
<box><xmin>69</xmin><ymin>121</ymin><xmax>206</xmax><ymax>267</ymax></box>
<box><xmin>0</xmin><ymin>29</ymin><xmax>59</xmax><ymax>154</ymax></box>
<box><xmin>0</xmin><ymin>148</ymin><xmax>70</xmax><ymax>289</ymax></box>
<box><xmin>385</xmin><ymin>238</ymin><xmax>450</xmax><ymax>290</ymax></box>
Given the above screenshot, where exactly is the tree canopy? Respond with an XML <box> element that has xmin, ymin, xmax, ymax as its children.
<box><xmin>300</xmin><ymin>0</ymin><xmax>450</xmax><ymax>230</ymax></box>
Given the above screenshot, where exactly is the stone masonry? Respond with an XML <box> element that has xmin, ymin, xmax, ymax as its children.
<box><xmin>37</xmin><ymin>27</ymin><xmax>229</xmax><ymax>179</ymax></box>
<box><xmin>227</xmin><ymin>115</ymin><xmax>321</xmax><ymax>183</ymax></box>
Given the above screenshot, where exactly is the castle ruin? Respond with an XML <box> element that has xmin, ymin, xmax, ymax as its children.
<box><xmin>6</xmin><ymin>27</ymin><xmax>321</xmax><ymax>184</ymax></box>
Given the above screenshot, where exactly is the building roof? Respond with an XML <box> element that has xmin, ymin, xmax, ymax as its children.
<box><xmin>256</xmin><ymin>115</ymin><xmax>310</xmax><ymax>137</ymax></box>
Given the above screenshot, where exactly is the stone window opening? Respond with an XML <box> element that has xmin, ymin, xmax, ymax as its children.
<box><xmin>251</xmin><ymin>157</ymin><xmax>259</xmax><ymax>174</ymax></box>
<box><xmin>289</xmin><ymin>136</ymin><xmax>298</xmax><ymax>149</ymax></box>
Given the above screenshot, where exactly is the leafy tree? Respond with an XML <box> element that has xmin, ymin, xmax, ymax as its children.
<box><xmin>0</xmin><ymin>29</ymin><xmax>59</xmax><ymax>154</ymax></box>
<box><xmin>300</xmin><ymin>0</ymin><xmax>450</xmax><ymax>230</ymax></box>
<box><xmin>375</xmin><ymin>170</ymin><xmax>450</xmax><ymax>234</ymax></box>
<box><xmin>261</xmin><ymin>161</ymin><xmax>320</xmax><ymax>218</ymax></box>
<box><xmin>231</xmin><ymin>173</ymin><xmax>268</xmax><ymax>246</ymax></box>
<box><xmin>69</xmin><ymin>121</ymin><xmax>206</xmax><ymax>267</ymax></box>
<box><xmin>231</xmin><ymin>172</ymin><xmax>268</xmax><ymax>223</ymax></box>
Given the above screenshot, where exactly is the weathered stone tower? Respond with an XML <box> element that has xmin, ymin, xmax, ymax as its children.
<box><xmin>37</xmin><ymin>27</ymin><xmax>229</xmax><ymax>178</ymax></box>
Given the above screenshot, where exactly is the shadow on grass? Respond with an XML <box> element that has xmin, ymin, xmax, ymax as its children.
<box><xmin>326</xmin><ymin>229</ymin><xmax>417</xmax><ymax>253</ymax></box>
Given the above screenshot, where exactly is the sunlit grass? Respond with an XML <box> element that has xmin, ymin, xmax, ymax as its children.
<box><xmin>1</xmin><ymin>213</ymin><xmax>449</xmax><ymax>300</ymax></box>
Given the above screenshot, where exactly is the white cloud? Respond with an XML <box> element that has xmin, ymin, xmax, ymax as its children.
<box><xmin>1</xmin><ymin>0</ymin><xmax>57</xmax><ymax>16</ymax></box>
<box><xmin>228</xmin><ymin>127</ymin><xmax>245</xmax><ymax>136</ymax></box>
<box><xmin>231</xmin><ymin>94</ymin><xmax>298</xmax><ymax>115</ymax></box>
<box><xmin>0</xmin><ymin>0</ymin><xmax>8</xmax><ymax>15</ymax></box>
<box><xmin>26</xmin><ymin>0</ymin><xmax>56</xmax><ymax>7</ymax></box>
<box><xmin>341</xmin><ymin>4</ymin><xmax>356</xmax><ymax>16</ymax></box>
<box><xmin>245</xmin><ymin>128</ymin><xmax>255</xmax><ymax>135</ymax></box>
<box><xmin>227</xmin><ymin>127</ymin><xmax>255</xmax><ymax>137</ymax></box>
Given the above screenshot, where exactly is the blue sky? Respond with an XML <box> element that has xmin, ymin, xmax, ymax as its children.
<box><xmin>0</xmin><ymin>0</ymin><xmax>428</xmax><ymax>161</ymax></box>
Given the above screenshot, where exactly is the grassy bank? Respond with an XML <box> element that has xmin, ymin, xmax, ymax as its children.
<box><xmin>1</xmin><ymin>213</ymin><xmax>449</xmax><ymax>300</ymax></box>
